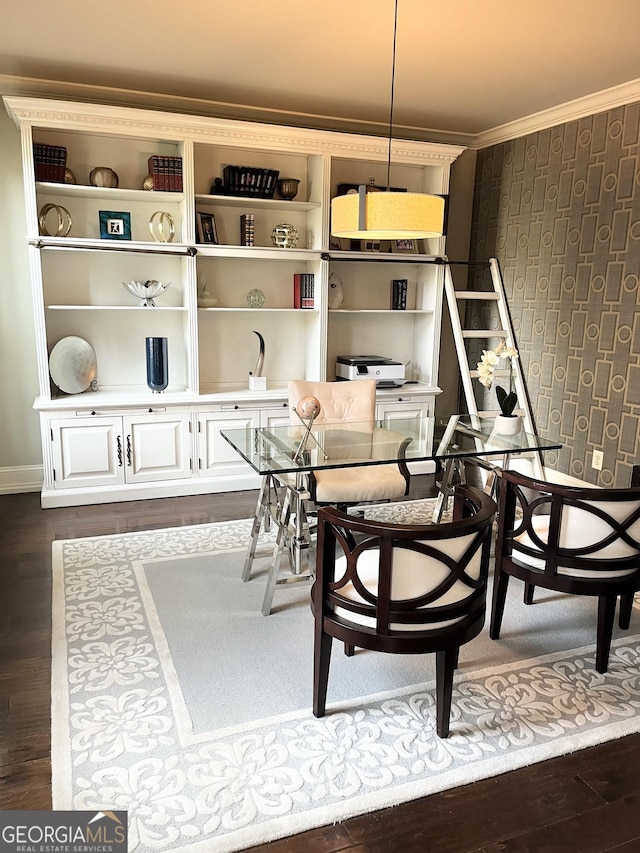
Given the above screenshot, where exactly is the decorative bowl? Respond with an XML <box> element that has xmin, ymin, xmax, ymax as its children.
<box><xmin>49</xmin><ymin>336</ymin><xmax>97</xmax><ymax>394</ymax></box>
<box><xmin>90</xmin><ymin>166</ymin><xmax>119</xmax><ymax>188</ymax></box>
<box><xmin>123</xmin><ymin>279</ymin><xmax>170</xmax><ymax>307</ymax></box>
<box><xmin>277</xmin><ymin>178</ymin><xmax>300</xmax><ymax>200</ymax></box>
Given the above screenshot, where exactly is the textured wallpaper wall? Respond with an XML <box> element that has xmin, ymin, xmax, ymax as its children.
<box><xmin>469</xmin><ymin>102</ymin><xmax>640</xmax><ymax>487</ymax></box>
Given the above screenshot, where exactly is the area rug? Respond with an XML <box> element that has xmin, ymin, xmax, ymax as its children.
<box><xmin>52</xmin><ymin>499</ymin><xmax>640</xmax><ymax>853</ymax></box>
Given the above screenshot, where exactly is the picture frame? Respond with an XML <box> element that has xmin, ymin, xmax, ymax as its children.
<box><xmin>196</xmin><ymin>211</ymin><xmax>218</xmax><ymax>244</ymax></box>
<box><xmin>329</xmin><ymin>236</ymin><xmax>345</xmax><ymax>251</ymax></box>
<box><xmin>99</xmin><ymin>210</ymin><xmax>131</xmax><ymax>240</ymax></box>
<box><xmin>391</xmin><ymin>238</ymin><xmax>419</xmax><ymax>254</ymax></box>
<box><xmin>361</xmin><ymin>239</ymin><xmax>382</xmax><ymax>253</ymax></box>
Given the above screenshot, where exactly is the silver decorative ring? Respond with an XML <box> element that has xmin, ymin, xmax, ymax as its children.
<box><xmin>38</xmin><ymin>203</ymin><xmax>72</xmax><ymax>237</ymax></box>
<box><xmin>149</xmin><ymin>210</ymin><xmax>175</xmax><ymax>243</ymax></box>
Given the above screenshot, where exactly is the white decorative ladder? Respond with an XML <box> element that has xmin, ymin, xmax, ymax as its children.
<box><xmin>442</xmin><ymin>256</ymin><xmax>544</xmax><ymax>482</ymax></box>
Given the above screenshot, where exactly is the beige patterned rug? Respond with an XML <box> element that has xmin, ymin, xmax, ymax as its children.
<box><xmin>52</xmin><ymin>500</ymin><xmax>640</xmax><ymax>852</ymax></box>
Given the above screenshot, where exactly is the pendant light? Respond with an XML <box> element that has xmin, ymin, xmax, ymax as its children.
<box><xmin>330</xmin><ymin>0</ymin><xmax>445</xmax><ymax>241</ymax></box>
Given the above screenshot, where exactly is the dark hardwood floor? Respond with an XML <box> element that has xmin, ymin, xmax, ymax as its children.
<box><xmin>2</xmin><ymin>478</ymin><xmax>640</xmax><ymax>852</ymax></box>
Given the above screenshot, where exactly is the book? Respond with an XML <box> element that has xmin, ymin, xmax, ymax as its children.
<box><xmin>240</xmin><ymin>213</ymin><xmax>255</xmax><ymax>247</ymax></box>
<box><xmin>293</xmin><ymin>272</ymin><xmax>314</xmax><ymax>308</ymax></box>
<box><xmin>148</xmin><ymin>155</ymin><xmax>165</xmax><ymax>190</ymax></box>
<box><xmin>391</xmin><ymin>279</ymin><xmax>408</xmax><ymax>310</ymax></box>
<box><xmin>33</xmin><ymin>143</ymin><xmax>67</xmax><ymax>182</ymax></box>
<box><xmin>222</xmin><ymin>165</ymin><xmax>280</xmax><ymax>197</ymax></box>
<box><xmin>301</xmin><ymin>273</ymin><xmax>314</xmax><ymax>309</ymax></box>
<box><xmin>293</xmin><ymin>273</ymin><xmax>303</xmax><ymax>309</ymax></box>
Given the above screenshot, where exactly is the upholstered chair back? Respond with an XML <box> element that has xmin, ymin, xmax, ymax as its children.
<box><xmin>288</xmin><ymin>379</ymin><xmax>376</xmax><ymax>425</ymax></box>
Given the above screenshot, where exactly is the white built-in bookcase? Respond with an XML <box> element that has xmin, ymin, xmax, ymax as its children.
<box><xmin>5</xmin><ymin>96</ymin><xmax>464</xmax><ymax>507</ymax></box>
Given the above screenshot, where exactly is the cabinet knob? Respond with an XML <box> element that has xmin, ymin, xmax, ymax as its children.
<box><xmin>148</xmin><ymin>408</ymin><xmax>153</xmax><ymax>413</ymax></box>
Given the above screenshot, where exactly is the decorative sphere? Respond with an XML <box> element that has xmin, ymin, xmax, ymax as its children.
<box><xmin>297</xmin><ymin>395</ymin><xmax>321</xmax><ymax>420</ymax></box>
<box><xmin>246</xmin><ymin>288</ymin><xmax>265</xmax><ymax>308</ymax></box>
<box><xmin>271</xmin><ymin>223</ymin><xmax>299</xmax><ymax>249</ymax></box>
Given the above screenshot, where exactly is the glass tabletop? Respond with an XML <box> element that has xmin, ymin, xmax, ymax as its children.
<box><xmin>221</xmin><ymin>414</ymin><xmax>562</xmax><ymax>476</ymax></box>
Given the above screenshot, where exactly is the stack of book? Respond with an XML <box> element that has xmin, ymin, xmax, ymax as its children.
<box><xmin>240</xmin><ymin>214</ymin><xmax>255</xmax><ymax>246</ymax></box>
<box><xmin>147</xmin><ymin>156</ymin><xmax>184</xmax><ymax>191</ymax></box>
<box><xmin>390</xmin><ymin>279</ymin><xmax>408</xmax><ymax>309</ymax></box>
<box><xmin>293</xmin><ymin>273</ymin><xmax>315</xmax><ymax>309</ymax></box>
<box><xmin>223</xmin><ymin>165</ymin><xmax>279</xmax><ymax>198</ymax></box>
<box><xmin>33</xmin><ymin>144</ymin><xmax>67</xmax><ymax>182</ymax></box>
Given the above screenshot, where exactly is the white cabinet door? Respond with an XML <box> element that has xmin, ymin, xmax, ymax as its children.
<box><xmin>124</xmin><ymin>412</ymin><xmax>191</xmax><ymax>484</ymax></box>
<box><xmin>261</xmin><ymin>406</ymin><xmax>290</xmax><ymax>430</ymax></box>
<box><xmin>198</xmin><ymin>408</ymin><xmax>262</xmax><ymax>485</ymax></box>
<box><xmin>50</xmin><ymin>417</ymin><xmax>124</xmax><ymax>489</ymax></box>
<box><xmin>375</xmin><ymin>397</ymin><xmax>436</xmax><ymax>474</ymax></box>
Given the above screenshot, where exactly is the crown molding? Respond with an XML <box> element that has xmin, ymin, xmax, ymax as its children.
<box><xmin>0</xmin><ymin>74</ymin><xmax>473</xmax><ymax>148</ymax></box>
<box><xmin>3</xmin><ymin>72</ymin><xmax>639</xmax><ymax>155</ymax></box>
<box><xmin>471</xmin><ymin>79</ymin><xmax>640</xmax><ymax>149</ymax></box>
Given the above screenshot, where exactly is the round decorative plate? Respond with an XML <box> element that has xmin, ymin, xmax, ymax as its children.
<box><xmin>49</xmin><ymin>336</ymin><xmax>97</xmax><ymax>394</ymax></box>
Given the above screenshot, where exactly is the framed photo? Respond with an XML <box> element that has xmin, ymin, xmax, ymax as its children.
<box><xmin>361</xmin><ymin>239</ymin><xmax>382</xmax><ymax>253</ymax></box>
<box><xmin>329</xmin><ymin>236</ymin><xmax>345</xmax><ymax>251</ymax></box>
<box><xmin>392</xmin><ymin>239</ymin><xmax>419</xmax><ymax>254</ymax></box>
<box><xmin>99</xmin><ymin>210</ymin><xmax>131</xmax><ymax>240</ymax></box>
<box><xmin>196</xmin><ymin>211</ymin><xmax>218</xmax><ymax>244</ymax></box>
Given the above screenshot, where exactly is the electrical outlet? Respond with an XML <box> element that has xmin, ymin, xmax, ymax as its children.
<box><xmin>592</xmin><ymin>450</ymin><xmax>604</xmax><ymax>471</ymax></box>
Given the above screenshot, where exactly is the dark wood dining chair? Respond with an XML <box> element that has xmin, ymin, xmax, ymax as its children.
<box><xmin>312</xmin><ymin>485</ymin><xmax>497</xmax><ymax>738</ymax></box>
<box><xmin>490</xmin><ymin>469</ymin><xmax>640</xmax><ymax>673</ymax></box>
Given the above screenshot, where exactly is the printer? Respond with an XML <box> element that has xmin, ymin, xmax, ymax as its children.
<box><xmin>336</xmin><ymin>355</ymin><xmax>406</xmax><ymax>387</ymax></box>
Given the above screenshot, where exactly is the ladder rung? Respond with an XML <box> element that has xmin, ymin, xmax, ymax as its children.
<box><xmin>476</xmin><ymin>408</ymin><xmax>527</xmax><ymax>418</ymax></box>
<box><xmin>462</xmin><ymin>329</ymin><xmax>508</xmax><ymax>339</ymax></box>
<box><xmin>455</xmin><ymin>291</ymin><xmax>501</xmax><ymax>301</ymax></box>
<box><xmin>469</xmin><ymin>369</ymin><xmax>510</xmax><ymax>378</ymax></box>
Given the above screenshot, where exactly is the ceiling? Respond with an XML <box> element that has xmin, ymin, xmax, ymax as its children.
<box><xmin>2</xmin><ymin>0</ymin><xmax>640</xmax><ymax>146</ymax></box>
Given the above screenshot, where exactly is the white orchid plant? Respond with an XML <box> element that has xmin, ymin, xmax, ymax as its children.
<box><xmin>477</xmin><ymin>340</ymin><xmax>519</xmax><ymax>417</ymax></box>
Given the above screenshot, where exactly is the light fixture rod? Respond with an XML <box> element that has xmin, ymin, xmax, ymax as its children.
<box><xmin>386</xmin><ymin>0</ymin><xmax>399</xmax><ymax>191</ymax></box>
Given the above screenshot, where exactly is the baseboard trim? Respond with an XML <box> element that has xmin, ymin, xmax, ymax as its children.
<box><xmin>0</xmin><ymin>465</ymin><xmax>43</xmax><ymax>495</ymax></box>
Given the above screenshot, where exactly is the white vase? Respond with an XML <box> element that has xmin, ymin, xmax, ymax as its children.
<box><xmin>494</xmin><ymin>414</ymin><xmax>522</xmax><ymax>435</ymax></box>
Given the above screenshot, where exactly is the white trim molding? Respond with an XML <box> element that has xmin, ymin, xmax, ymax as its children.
<box><xmin>473</xmin><ymin>79</ymin><xmax>640</xmax><ymax>149</ymax></box>
<box><xmin>0</xmin><ymin>465</ymin><xmax>43</xmax><ymax>495</ymax></box>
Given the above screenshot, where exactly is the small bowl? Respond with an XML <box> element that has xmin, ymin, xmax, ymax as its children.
<box><xmin>277</xmin><ymin>178</ymin><xmax>300</xmax><ymax>200</ymax></box>
<box><xmin>123</xmin><ymin>280</ymin><xmax>170</xmax><ymax>307</ymax></box>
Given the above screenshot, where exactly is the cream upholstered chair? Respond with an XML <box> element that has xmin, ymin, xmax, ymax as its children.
<box><xmin>287</xmin><ymin>379</ymin><xmax>410</xmax><ymax>508</ymax></box>
<box><xmin>490</xmin><ymin>469</ymin><xmax>640</xmax><ymax>673</ymax></box>
<box><xmin>312</xmin><ymin>485</ymin><xmax>497</xmax><ymax>737</ymax></box>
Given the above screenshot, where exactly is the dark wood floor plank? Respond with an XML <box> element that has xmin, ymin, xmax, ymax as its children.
<box><xmin>2</xmin><ymin>481</ymin><xmax>640</xmax><ymax>853</ymax></box>
<box><xmin>575</xmin><ymin>734</ymin><xmax>640</xmax><ymax>803</ymax></box>
<box><xmin>482</xmin><ymin>794</ymin><xmax>640</xmax><ymax>852</ymax></box>
<box><xmin>343</xmin><ymin>756</ymin><xmax>605</xmax><ymax>853</ymax></box>
<box><xmin>244</xmin><ymin>823</ymin><xmax>354</xmax><ymax>853</ymax></box>
<box><xmin>0</xmin><ymin>758</ymin><xmax>52</xmax><ymax>810</ymax></box>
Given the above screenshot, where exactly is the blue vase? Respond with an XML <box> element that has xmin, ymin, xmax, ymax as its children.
<box><xmin>146</xmin><ymin>337</ymin><xmax>168</xmax><ymax>393</ymax></box>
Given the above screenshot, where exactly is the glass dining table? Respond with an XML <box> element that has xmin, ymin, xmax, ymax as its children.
<box><xmin>221</xmin><ymin>413</ymin><xmax>562</xmax><ymax>615</ymax></box>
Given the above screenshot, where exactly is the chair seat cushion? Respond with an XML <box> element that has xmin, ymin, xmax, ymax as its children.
<box><xmin>314</xmin><ymin>463</ymin><xmax>407</xmax><ymax>503</ymax></box>
<box><xmin>332</xmin><ymin>534</ymin><xmax>482</xmax><ymax>631</ymax></box>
